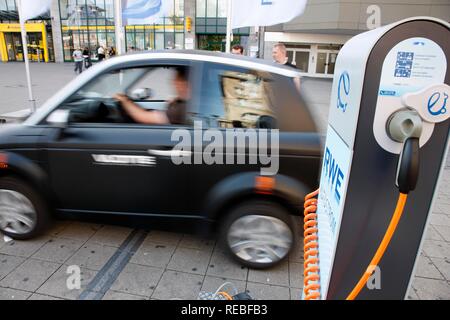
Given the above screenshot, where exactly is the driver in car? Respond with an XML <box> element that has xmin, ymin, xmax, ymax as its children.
<box><xmin>113</xmin><ymin>66</ymin><xmax>190</xmax><ymax>125</ymax></box>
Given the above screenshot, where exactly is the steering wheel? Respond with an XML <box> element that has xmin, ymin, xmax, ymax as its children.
<box><xmin>105</xmin><ymin>97</ymin><xmax>136</xmax><ymax>123</ymax></box>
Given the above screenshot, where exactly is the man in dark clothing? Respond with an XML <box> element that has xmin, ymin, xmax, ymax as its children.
<box><xmin>272</xmin><ymin>43</ymin><xmax>297</xmax><ymax>69</ymax></box>
<box><xmin>114</xmin><ymin>67</ymin><xmax>189</xmax><ymax>125</ymax></box>
<box><xmin>272</xmin><ymin>43</ymin><xmax>301</xmax><ymax>91</ymax></box>
<box><xmin>83</xmin><ymin>47</ymin><xmax>92</xmax><ymax>69</ymax></box>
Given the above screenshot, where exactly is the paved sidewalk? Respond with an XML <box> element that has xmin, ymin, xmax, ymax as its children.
<box><xmin>0</xmin><ymin>62</ymin><xmax>449</xmax><ymax>300</ymax></box>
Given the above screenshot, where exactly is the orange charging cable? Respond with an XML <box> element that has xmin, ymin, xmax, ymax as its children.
<box><xmin>303</xmin><ymin>189</ymin><xmax>321</xmax><ymax>300</ymax></box>
<box><xmin>346</xmin><ymin>192</ymin><xmax>408</xmax><ymax>300</ymax></box>
<box><xmin>303</xmin><ymin>191</ymin><xmax>408</xmax><ymax>300</ymax></box>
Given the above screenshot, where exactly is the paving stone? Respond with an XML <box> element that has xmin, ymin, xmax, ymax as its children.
<box><xmin>56</xmin><ymin>222</ymin><xmax>102</xmax><ymax>242</ymax></box>
<box><xmin>246</xmin><ymin>282</ymin><xmax>290</xmax><ymax>300</ymax></box>
<box><xmin>32</xmin><ymin>238</ymin><xmax>84</xmax><ymax>264</ymax></box>
<box><xmin>167</xmin><ymin>247</ymin><xmax>212</xmax><ymax>275</ymax></box>
<box><xmin>429</xmin><ymin>214</ymin><xmax>450</xmax><ymax>227</ymax></box>
<box><xmin>0</xmin><ymin>254</ymin><xmax>25</xmax><ymax>280</ymax></box>
<box><xmin>144</xmin><ymin>231</ymin><xmax>182</xmax><ymax>246</ymax></box>
<box><xmin>179</xmin><ymin>234</ymin><xmax>215</xmax><ymax>251</ymax></box>
<box><xmin>414</xmin><ymin>255</ymin><xmax>444</xmax><ymax>280</ymax></box>
<box><xmin>206</xmin><ymin>249</ymin><xmax>248</xmax><ymax>281</ymax></box>
<box><xmin>152</xmin><ymin>270</ymin><xmax>203</xmax><ymax>300</ymax></box>
<box><xmin>406</xmin><ymin>287</ymin><xmax>420</xmax><ymax>300</ymax></box>
<box><xmin>110</xmin><ymin>263</ymin><xmax>163</xmax><ymax>298</ymax></box>
<box><xmin>65</xmin><ymin>243</ymin><xmax>117</xmax><ymax>271</ymax></box>
<box><xmin>130</xmin><ymin>241</ymin><xmax>176</xmax><ymax>269</ymax></box>
<box><xmin>290</xmin><ymin>288</ymin><xmax>302</xmax><ymax>300</ymax></box>
<box><xmin>289</xmin><ymin>243</ymin><xmax>304</xmax><ymax>263</ymax></box>
<box><xmin>424</xmin><ymin>225</ymin><xmax>445</xmax><ymax>241</ymax></box>
<box><xmin>412</xmin><ymin>277</ymin><xmax>450</xmax><ymax>300</ymax></box>
<box><xmin>46</xmin><ymin>221</ymin><xmax>72</xmax><ymax>237</ymax></box>
<box><xmin>0</xmin><ymin>287</ymin><xmax>32</xmax><ymax>300</ymax></box>
<box><xmin>36</xmin><ymin>265</ymin><xmax>97</xmax><ymax>300</ymax></box>
<box><xmin>429</xmin><ymin>257</ymin><xmax>450</xmax><ymax>281</ymax></box>
<box><xmin>87</xmin><ymin>225</ymin><xmax>133</xmax><ymax>248</ymax></box>
<box><xmin>103</xmin><ymin>290</ymin><xmax>147</xmax><ymax>300</ymax></box>
<box><xmin>422</xmin><ymin>240</ymin><xmax>450</xmax><ymax>259</ymax></box>
<box><xmin>0</xmin><ymin>236</ymin><xmax>50</xmax><ymax>258</ymax></box>
<box><xmin>289</xmin><ymin>262</ymin><xmax>304</xmax><ymax>289</ymax></box>
<box><xmin>28</xmin><ymin>293</ymin><xmax>63</xmax><ymax>300</ymax></box>
<box><xmin>248</xmin><ymin>260</ymin><xmax>289</xmax><ymax>287</ymax></box>
<box><xmin>434</xmin><ymin>225</ymin><xmax>450</xmax><ymax>242</ymax></box>
<box><xmin>0</xmin><ymin>259</ymin><xmax>60</xmax><ymax>292</ymax></box>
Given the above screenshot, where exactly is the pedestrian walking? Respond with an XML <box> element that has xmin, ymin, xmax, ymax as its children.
<box><xmin>97</xmin><ymin>46</ymin><xmax>106</xmax><ymax>61</ymax></box>
<box><xmin>73</xmin><ymin>48</ymin><xmax>83</xmax><ymax>74</ymax></box>
<box><xmin>83</xmin><ymin>47</ymin><xmax>92</xmax><ymax>69</ymax></box>
<box><xmin>109</xmin><ymin>47</ymin><xmax>116</xmax><ymax>57</ymax></box>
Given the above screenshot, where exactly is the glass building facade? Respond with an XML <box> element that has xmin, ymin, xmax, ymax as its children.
<box><xmin>0</xmin><ymin>0</ymin><xmax>252</xmax><ymax>63</ymax></box>
<box><xmin>196</xmin><ymin>0</ymin><xmax>249</xmax><ymax>51</ymax></box>
<box><xmin>59</xmin><ymin>0</ymin><xmax>185</xmax><ymax>61</ymax></box>
<box><xmin>0</xmin><ymin>0</ymin><xmax>54</xmax><ymax>62</ymax></box>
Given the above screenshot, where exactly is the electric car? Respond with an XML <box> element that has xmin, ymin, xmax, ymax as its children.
<box><xmin>0</xmin><ymin>51</ymin><xmax>321</xmax><ymax>268</ymax></box>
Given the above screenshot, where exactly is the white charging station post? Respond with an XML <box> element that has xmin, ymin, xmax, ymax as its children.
<box><xmin>313</xmin><ymin>17</ymin><xmax>450</xmax><ymax>299</ymax></box>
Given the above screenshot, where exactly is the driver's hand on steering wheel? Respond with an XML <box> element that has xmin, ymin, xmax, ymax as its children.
<box><xmin>113</xmin><ymin>93</ymin><xmax>130</xmax><ymax>104</ymax></box>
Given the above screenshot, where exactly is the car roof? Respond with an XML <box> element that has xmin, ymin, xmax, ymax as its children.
<box><xmin>106</xmin><ymin>50</ymin><xmax>302</xmax><ymax>78</ymax></box>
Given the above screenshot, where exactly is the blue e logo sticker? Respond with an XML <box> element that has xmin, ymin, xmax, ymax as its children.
<box><xmin>427</xmin><ymin>92</ymin><xmax>448</xmax><ymax>116</ymax></box>
<box><xmin>337</xmin><ymin>71</ymin><xmax>350</xmax><ymax>112</ymax></box>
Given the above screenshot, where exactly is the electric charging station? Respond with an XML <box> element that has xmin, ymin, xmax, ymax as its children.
<box><xmin>303</xmin><ymin>17</ymin><xmax>450</xmax><ymax>300</ymax></box>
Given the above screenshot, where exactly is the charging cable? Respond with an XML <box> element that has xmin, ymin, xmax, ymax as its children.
<box><xmin>346</xmin><ymin>110</ymin><xmax>422</xmax><ymax>300</ymax></box>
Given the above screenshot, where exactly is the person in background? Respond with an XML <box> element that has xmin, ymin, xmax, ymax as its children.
<box><xmin>97</xmin><ymin>46</ymin><xmax>106</xmax><ymax>61</ymax></box>
<box><xmin>231</xmin><ymin>44</ymin><xmax>244</xmax><ymax>55</ymax></box>
<box><xmin>109</xmin><ymin>47</ymin><xmax>116</xmax><ymax>57</ymax></box>
<box><xmin>73</xmin><ymin>48</ymin><xmax>83</xmax><ymax>74</ymax></box>
<box><xmin>272</xmin><ymin>43</ymin><xmax>301</xmax><ymax>91</ymax></box>
<box><xmin>272</xmin><ymin>43</ymin><xmax>296</xmax><ymax>69</ymax></box>
<box><xmin>82</xmin><ymin>47</ymin><xmax>92</xmax><ymax>69</ymax></box>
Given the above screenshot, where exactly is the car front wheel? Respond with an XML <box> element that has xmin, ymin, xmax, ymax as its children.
<box><xmin>221</xmin><ymin>200</ymin><xmax>298</xmax><ymax>269</ymax></box>
<box><xmin>0</xmin><ymin>176</ymin><xmax>49</xmax><ymax>240</ymax></box>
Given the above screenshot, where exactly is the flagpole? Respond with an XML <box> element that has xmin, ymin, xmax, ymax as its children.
<box><xmin>114</xmin><ymin>0</ymin><xmax>124</xmax><ymax>55</ymax></box>
<box><xmin>225</xmin><ymin>0</ymin><xmax>232</xmax><ymax>53</ymax></box>
<box><xmin>17</xmin><ymin>0</ymin><xmax>36</xmax><ymax>113</ymax></box>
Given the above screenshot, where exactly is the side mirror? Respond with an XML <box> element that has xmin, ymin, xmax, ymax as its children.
<box><xmin>130</xmin><ymin>88</ymin><xmax>153</xmax><ymax>100</ymax></box>
<box><xmin>47</xmin><ymin>109</ymin><xmax>70</xmax><ymax>128</ymax></box>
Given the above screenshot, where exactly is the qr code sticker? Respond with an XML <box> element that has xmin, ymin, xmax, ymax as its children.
<box><xmin>394</xmin><ymin>52</ymin><xmax>414</xmax><ymax>78</ymax></box>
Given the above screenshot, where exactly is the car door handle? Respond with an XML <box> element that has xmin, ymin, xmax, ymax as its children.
<box><xmin>147</xmin><ymin>149</ymin><xmax>192</xmax><ymax>157</ymax></box>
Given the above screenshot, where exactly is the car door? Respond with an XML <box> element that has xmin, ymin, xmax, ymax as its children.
<box><xmin>43</xmin><ymin>61</ymin><xmax>196</xmax><ymax>216</ymax></box>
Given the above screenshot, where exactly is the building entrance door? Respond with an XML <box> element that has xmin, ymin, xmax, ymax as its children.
<box><xmin>4</xmin><ymin>32</ymin><xmax>44</xmax><ymax>62</ymax></box>
<box><xmin>316</xmin><ymin>50</ymin><xmax>339</xmax><ymax>75</ymax></box>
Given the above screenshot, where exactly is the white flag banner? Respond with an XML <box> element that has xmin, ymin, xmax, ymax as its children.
<box><xmin>231</xmin><ymin>0</ymin><xmax>307</xmax><ymax>29</ymax></box>
<box><xmin>122</xmin><ymin>0</ymin><xmax>174</xmax><ymax>26</ymax></box>
<box><xmin>19</xmin><ymin>0</ymin><xmax>52</xmax><ymax>22</ymax></box>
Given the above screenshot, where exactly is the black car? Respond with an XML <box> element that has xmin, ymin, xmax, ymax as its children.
<box><xmin>0</xmin><ymin>51</ymin><xmax>321</xmax><ymax>268</ymax></box>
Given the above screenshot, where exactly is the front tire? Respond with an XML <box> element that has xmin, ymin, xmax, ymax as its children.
<box><xmin>220</xmin><ymin>200</ymin><xmax>298</xmax><ymax>269</ymax></box>
<box><xmin>0</xmin><ymin>176</ymin><xmax>50</xmax><ymax>240</ymax></box>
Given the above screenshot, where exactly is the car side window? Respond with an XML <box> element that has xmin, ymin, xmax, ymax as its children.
<box><xmin>195</xmin><ymin>63</ymin><xmax>278</xmax><ymax>129</ymax></box>
<box><xmin>56</xmin><ymin>65</ymin><xmax>193</xmax><ymax>126</ymax></box>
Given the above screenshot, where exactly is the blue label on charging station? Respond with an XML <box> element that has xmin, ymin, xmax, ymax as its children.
<box><xmin>316</xmin><ymin>125</ymin><xmax>353</xmax><ymax>298</ymax></box>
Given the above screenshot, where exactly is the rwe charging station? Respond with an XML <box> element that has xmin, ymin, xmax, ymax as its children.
<box><xmin>303</xmin><ymin>17</ymin><xmax>450</xmax><ymax>300</ymax></box>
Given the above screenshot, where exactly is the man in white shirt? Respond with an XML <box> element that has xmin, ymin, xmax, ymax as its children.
<box><xmin>73</xmin><ymin>48</ymin><xmax>83</xmax><ymax>74</ymax></box>
<box><xmin>98</xmin><ymin>46</ymin><xmax>105</xmax><ymax>61</ymax></box>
